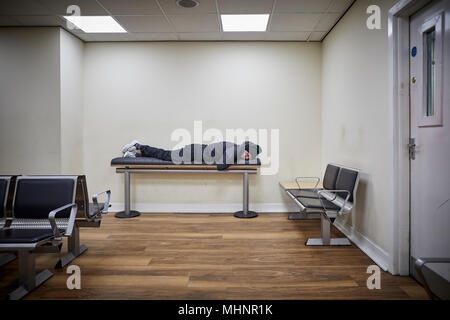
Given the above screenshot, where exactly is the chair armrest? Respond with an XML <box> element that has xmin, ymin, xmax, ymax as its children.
<box><xmin>318</xmin><ymin>189</ymin><xmax>351</xmax><ymax>214</ymax></box>
<box><xmin>295</xmin><ymin>176</ymin><xmax>320</xmax><ymax>191</ymax></box>
<box><xmin>48</xmin><ymin>203</ymin><xmax>78</xmax><ymax>240</ymax></box>
<box><xmin>92</xmin><ymin>189</ymin><xmax>111</xmax><ymax>215</ymax></box>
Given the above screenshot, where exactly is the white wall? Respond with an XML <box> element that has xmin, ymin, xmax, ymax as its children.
<box><xmin>0</xmin><ymin>28</ymin><xmax>61</xmax><ymax>174</ymax></box>
<box><xmin>60</xmin><ymin>29</ymin><xmax>84</xmax><ymax>174</ymax></box>
<box><xmin>0</xmin><ymin>27</ymin><xmax>84</xmax><ymax>176</ymax></box>
<box><xmin>83</xmin><ymin>42</ymin><xmax>322</xmax><ymax>208</ymax></box>
<box><xmin>321</xmin><ymin>0</ymin><xmax>397</xmax><ymax>268</ymax></box>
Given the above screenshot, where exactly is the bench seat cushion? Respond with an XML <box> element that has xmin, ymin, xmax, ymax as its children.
<box><xmin>296</xmin><ymin>197</ymin><xmax>341</xmax><ymax>210</ymax></box>
<box><xmin>0</xmin><ymin>229</ymin><xmax>54</xmax><ymax>243</ymax></box>
<box><xmin>111</xmin><ymin>157</ymin><xmax>261</xmax><ymax>166</ymax></box>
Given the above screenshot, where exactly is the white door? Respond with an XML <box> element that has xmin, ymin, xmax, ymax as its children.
<box><xmin>410</xmin><ymin>0</ymin><xmax>450</xmax><ymax>285</ymax></box>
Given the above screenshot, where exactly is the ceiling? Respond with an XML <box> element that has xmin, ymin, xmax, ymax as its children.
<box><xmin>0</xmin><ymin>0</ymin><xmax>355</xmax><ymax>42</ymax></box>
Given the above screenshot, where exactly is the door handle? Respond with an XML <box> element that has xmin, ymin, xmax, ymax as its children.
<box><xmin>408</xmin><ymin>138</ymin><xmax>416</xmax><ymax>160</ymax></box>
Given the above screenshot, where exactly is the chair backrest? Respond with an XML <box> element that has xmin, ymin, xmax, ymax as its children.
<box><xmin>335</xmin><ymin>167</ymin><xmax>359</xmax><ymax>203</ymax></box>
<box><xmin>0</xmin><ymin>177</ymin><xmax>10</xmax><ymax>219</ymax></box>
<box><xmin>322</xmin><ymin>164</ymin><xmax>341</xmax><ymax>190</ymax></box>
<box><xmin>13</xmin><ymin>176</ymin><xmax>77</xmax><ymax>219</ymax></box>
<box><xmin>320</xmin><ymin>165</ymin><xmax>360</xmax><ymax>213</ymax></box>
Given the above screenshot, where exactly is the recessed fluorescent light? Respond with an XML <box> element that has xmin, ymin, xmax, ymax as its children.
<box><xmin>221</xmin><ymin>14</ymin><xmax>269</xmax><ymax>32</ymax></box>
<box><xmin>62</xmin><ymin>16</ymin><xmax>126</xmax><ymax>33</ymax></box>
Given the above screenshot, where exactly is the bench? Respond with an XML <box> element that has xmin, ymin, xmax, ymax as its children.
<box><xmin>0</xmin><ymin>176</ymin><xmax>78</xmax><ymax>299</ymax></box>
<box><xmin>6</xmin><ymin>175</ymin><xmax>111</xmax><ymax>269</ymax></box>
<box><xmin>280</xmin><ymin>164</ymin><xmax>360</xmax><ymax>246</ymax></box>
<box><xmin>111</xmin><ymin>157</ymin><xmax>261</xmax><ymax>219</ymax></box>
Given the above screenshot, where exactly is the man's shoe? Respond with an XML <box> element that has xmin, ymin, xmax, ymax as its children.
<box><xmin>123</xmin><ymin>150</ymin><xmax>136</xmax><ymax>158</ymax></box>
<box><xmin>122</xmin><ymin>140</ymin><xmax>140</xmax><ymax>153</ymax></box>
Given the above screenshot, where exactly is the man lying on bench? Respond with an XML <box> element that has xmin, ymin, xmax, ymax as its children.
<box><xmin>121</xmin><ymin>140</ymin><xmax>262</xmax><ymax>171</ymax></box>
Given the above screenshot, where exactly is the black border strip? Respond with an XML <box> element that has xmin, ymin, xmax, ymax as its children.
<box><xmin>322</xmin><ymin>0</ymin><xmax>358</xmax><ymax>42</ymax></box>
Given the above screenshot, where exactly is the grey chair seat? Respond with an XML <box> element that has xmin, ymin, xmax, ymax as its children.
<box><xmin>0</xmin><ymin>229</ymin><xmax>55</xmax><ymax>243</ymax></box>
<box><xmin>296</xmin><ymin>197</ymin><xmax>341</xmax><ymax>210</ymax></box>
<box><xmin>287</xmin><ymin>189</ymin><xmax>321</xmax><ymax>198</ymax></box>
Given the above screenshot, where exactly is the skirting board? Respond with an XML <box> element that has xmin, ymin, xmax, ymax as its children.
<box><xmin>333</xmin><ymin>218</ymin><xmax>391</xmax><ymax>272</ymax></box>
<box><xmin>110</xmin><ymin>202</ymin><xmax>298</xmax><ymax>214</ymax></box>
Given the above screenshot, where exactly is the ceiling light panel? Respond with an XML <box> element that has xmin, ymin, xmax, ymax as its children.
<box><xmin>221</xmin><ymin>14</ymin><xmax>270</xmax><ymax>32</ymax></box>
<box><xmin>62</xmin><ymin>16</ymin><xmax>126</xmax><ymax>33</ymax></box>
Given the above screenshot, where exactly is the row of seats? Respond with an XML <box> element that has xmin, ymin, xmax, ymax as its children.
<box><xmin>0</xmin><ymin>175</ymin><xmax>110</xmax><ymax>300</ymax></box>
<box><xmin>284</xmin><ymin>164</ymin><xmax>360</xmax><ymax>246</ymax></box>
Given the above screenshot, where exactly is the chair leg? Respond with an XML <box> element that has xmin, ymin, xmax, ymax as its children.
<box><xmin>9</xmin><ymin>251</ymin><xmax>53</xmax><ymax>300</ymax></box>
<box><xmin>305</xmin><ymin>214</ymin><xmax>351</xmax><ymax>246</ymax></box>
<box><xmin>321</xmin><ymin>214</ymin><xmax>331</xmax><ymax>245</ymax></box>
<box><xmin>55</xmin><ymin>225</ymin><xmax>88</xmax><ymax>269</ymax></box>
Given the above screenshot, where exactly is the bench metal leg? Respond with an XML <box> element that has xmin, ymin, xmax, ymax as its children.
<box><xmin>0</xmin><ymin>253</ymin><xmax>16</xmax><ymax>267</ymax></box>
<box><xmin>55</xmin><ymin>225</ymin><xmax>88</xmax><ymax>269</ymax></box>
<box><xmin>306</xmin><ymin>214</ymin><xmax>351</xmax><ymax>246</ymax></box>
<box><xmin>115</xmin><ymin>170</ymin><xmax>141</xmax><ymax>218</ymax></box>
<box><xmin>234</xmin><ymin>172</ymin><xmax>258</xmax><ymax>219</ymax></box>
<box><xmin>9</xmin><ymin>251</ymin><xmax>53</xmax><ymax>300</ymax></box>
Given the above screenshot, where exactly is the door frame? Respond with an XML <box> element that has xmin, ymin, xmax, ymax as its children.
<box><xmin>388</xmin><ymin>0</ymin><xmax>433</xmax><ymax>275</ymax></box>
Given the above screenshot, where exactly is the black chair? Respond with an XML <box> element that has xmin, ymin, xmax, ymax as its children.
<box><xmin>0</xmin><ymin>176</ymin><xmax>78</xmax><ymax>299</ymax></box>
<box><xmin>8</xmin><ymin>175</ymin><xmax>110</xmax><ymax>269</ymax></box>
<box><xmin>283</xmin><ymin>165</ymin><xmax>360</xmax><ymax>246</ymax></box>
<box><xmin>285</xmin><ymin>164</ymin><xmax>341</xmax><ymax>220</ymax></box>
<box><xmin>305</xmin><ymin>167</ymin><xmax>359</xmax><ymax>246</ymax></box>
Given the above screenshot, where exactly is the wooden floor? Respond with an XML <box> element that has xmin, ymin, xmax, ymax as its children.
<box><xmin>0</xmin><ymin>213</ymin><xmax>428</xmax><ymax>299</ymax></box>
